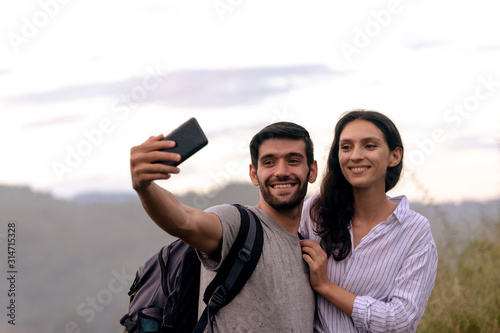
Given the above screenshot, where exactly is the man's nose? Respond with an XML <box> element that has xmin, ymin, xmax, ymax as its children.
<box><xmin>274</xmin><ymin>160</ymin><xmax>290</xmax><ymax>176</ymax></box>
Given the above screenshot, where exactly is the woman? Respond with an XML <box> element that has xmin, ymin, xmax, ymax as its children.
<box><xmin>300</xmin><ymin>110</ymin><xmax>438</xmax><ymax>333</ymax></box>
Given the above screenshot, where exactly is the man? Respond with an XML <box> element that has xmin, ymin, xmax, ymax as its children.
<box><xmin>130</xmin><ymin>121</ymin><xmax>318</xmax><ymax>332</ymax></box>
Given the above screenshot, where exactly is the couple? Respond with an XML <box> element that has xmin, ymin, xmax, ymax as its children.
<box><xmin>130</xmin><ymin>110</ymin><xmax>438</xmax><ymax>333</ymax></box>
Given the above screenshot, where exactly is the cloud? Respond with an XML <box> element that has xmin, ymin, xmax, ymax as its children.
<box><xmin>6</xmin><ymin>64</ymin><xmax>341</xmax><ymax>108</ymax></box>
<box><xmin>447</xmin><ymin>134</ymin><xmax>499</xmax><ymax>151</ymax></box>
<box><xmin>21</xmin><ymin>114</ymin><xmax>86</xmax><ymax>129</ymax></box>
<box><xmin>474</xmin><ymin>44</ymin><xmax>500</xmax><ymax>52</ymax></box>
<box><xmin>404</xmin><ymin>39</ymin><xmax>448</xmax><ymax>50</ymax></box>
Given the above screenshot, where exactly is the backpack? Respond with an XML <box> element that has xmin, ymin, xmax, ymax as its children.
<box><xmin>120</xmin><ymin>204</ymin><xmax>264</xmax><ymax>333</ymax></box>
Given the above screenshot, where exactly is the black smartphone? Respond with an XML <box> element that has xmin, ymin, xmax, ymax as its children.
<box><xmin>157</xmin><ymin>117</ymin><xmax>209</xmax><ymax>166</ymax></box>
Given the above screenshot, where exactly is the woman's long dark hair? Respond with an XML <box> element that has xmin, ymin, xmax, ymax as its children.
<box><xmin>311</xmin><ymin>110</ymin><xmax>404</xmax><ymax>261</ymax></box>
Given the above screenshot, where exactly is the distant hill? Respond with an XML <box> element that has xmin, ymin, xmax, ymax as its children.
<box><xmin>0</xmin><ymin>184</ymin><xmax>498</xmax><ymax>332</ymax></box>
<box><xmin>72</xmin><ymin>183</ymin><xmax>500</xmax><ymax>244</ymax></box>
<box><xmin>73</xmin><ymin>182</ymin><xmax>260</xmax><ymax>208</ymax></box>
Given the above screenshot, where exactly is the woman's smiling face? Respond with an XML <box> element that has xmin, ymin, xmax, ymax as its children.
<box><xmin>338</xmin><ymin>119</ymin><xmax>401</xmax><ymax>191</ymax></box>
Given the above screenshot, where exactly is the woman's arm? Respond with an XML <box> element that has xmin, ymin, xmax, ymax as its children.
<box><xmin>300</xmin><ymin>238</ymin><xmax>438</xmax><ymax>332</ymax></box>
<box><xmin>351</xmin><ymin>243</ymin><xmax>438</xmax><ymax>332</ymax></box>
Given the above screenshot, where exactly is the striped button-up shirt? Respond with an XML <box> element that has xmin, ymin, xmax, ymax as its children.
<box><xmin>300</xmin><ymin>195</ymin><xmax>438</xmax><ymax>333</ymax></box>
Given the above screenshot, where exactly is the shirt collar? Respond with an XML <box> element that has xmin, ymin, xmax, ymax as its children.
<box><xmin>387</xmin><ymin>195</ymin><xmax>410</xmax><ymax>224</ymax></box>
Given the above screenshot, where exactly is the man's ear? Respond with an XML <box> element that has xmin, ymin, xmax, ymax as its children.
<box><xmin>249</xmin><ymin>164</ymin><xmax>259</xmax><ymax>186</ymax></box>
<box><xmin>309</xmin><ymin>160</ymin><xmax>318</xmax><ymax>183</ymax></box>
<box><xmin>389</xmin><ymin>147</ymin><xmax>403</xmax><ymax>167</ymax></box>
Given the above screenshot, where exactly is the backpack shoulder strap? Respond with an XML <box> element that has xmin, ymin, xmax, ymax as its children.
<box><xmin>194</xmin><ymin>204</ymin><xmax>264</xmax><ymax>333</ymax></box>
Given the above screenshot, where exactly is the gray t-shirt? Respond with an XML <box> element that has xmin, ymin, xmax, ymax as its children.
<box><xmin>197</xmin><ymin>204</ymin><xmax>315</xmax><ymax>333</ymax></box>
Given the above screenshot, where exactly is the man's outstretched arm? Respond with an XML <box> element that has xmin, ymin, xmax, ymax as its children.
<box><xmin>130</xmin><ymin>134</ymin><xmax>222</xmax><ymax>256</ymax></box>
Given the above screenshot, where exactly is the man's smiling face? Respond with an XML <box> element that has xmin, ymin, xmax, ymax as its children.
<box><xmin>250</xmin><ymin>138</ymin><xmax>315</xmax><ymax>212</ymax></box>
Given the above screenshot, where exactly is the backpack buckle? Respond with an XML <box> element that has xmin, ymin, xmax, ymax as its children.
<box><xmin>208</xmin><ymin>285</ymin><xmax>227</xmax><ymax>309</ymax></box>
<box><xmin>238</xmin><ymin>247</ymin><xmax>251</xmax><ymax>262</ymax></box>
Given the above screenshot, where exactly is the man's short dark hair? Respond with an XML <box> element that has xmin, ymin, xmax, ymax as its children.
<box><xmin>249</xmin><ymin>122</ymin><xmax>314</xmax><ymax>169</ymax></box>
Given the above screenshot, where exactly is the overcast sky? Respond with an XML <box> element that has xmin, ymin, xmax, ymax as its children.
<box><xmin>1</xmin><ymin>0</ymin><xmax>499</xmax><ymax>203</ymax></box>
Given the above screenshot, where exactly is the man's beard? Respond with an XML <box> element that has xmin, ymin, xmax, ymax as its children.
<box><xmin>258</xmin><ymin>173</ymin><xmax>309</xmax><ymax>212</ymax></box>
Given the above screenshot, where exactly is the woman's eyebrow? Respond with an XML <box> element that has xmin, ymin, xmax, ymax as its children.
<box><xmin>340</xmin><ymin>137</ymin><xmax>383</xmax><ymax>143</ymax></box>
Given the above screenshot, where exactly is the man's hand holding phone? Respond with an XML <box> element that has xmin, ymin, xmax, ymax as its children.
<box><xmin>130</xmin><ymin>118</ymin><xmax>208</xmax><ymax>192</ymax></box>
<box><xmin>130</xmin><ymin>134</ymin><xmax>182</xmax><ymax>192</ymax></box>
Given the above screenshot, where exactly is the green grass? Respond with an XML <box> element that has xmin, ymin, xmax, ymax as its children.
<box><xmin>417</xmin><ymin>222</ymin><xmax>500</xmax><ymax>332</ymax></box>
